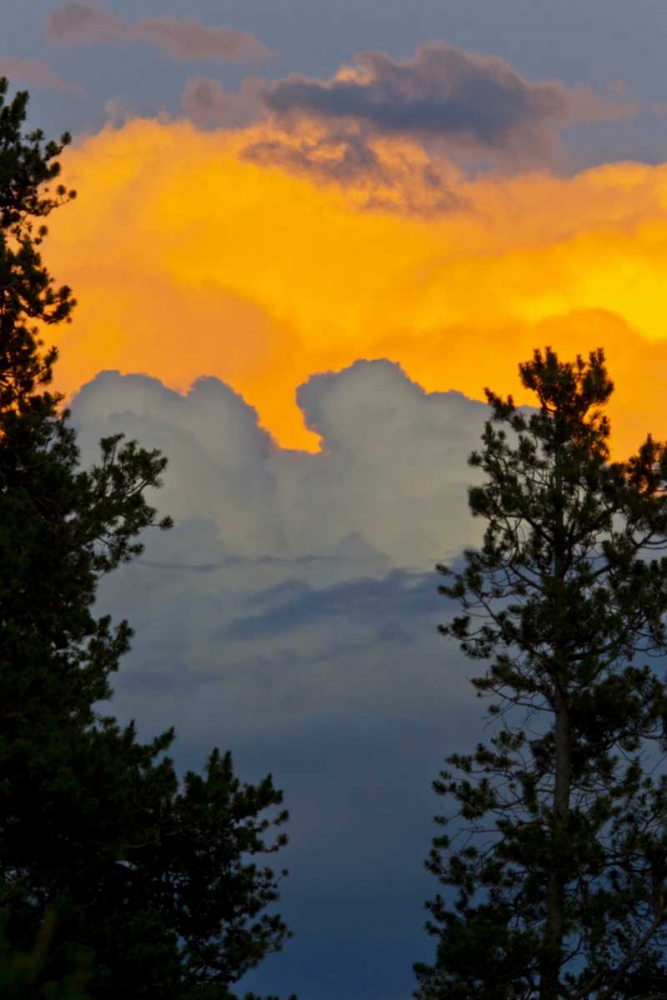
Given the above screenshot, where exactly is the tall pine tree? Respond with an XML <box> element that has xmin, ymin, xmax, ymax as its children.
<box><xmin>415</xmin><ymin>348</ymin><xmax>667</xmax><ymax>1000</ymax></box>
<box><xmin>0</xmin><ymin>76</ymin><xmax>295</xmax><ymax>1000</ymax></box>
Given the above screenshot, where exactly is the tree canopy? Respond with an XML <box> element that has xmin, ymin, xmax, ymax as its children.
<box><xmin>0</xmin><ymin>75</ymin><xmax>295</xmax><ymax>1000</ymax></box>
<box><xmin>415</xmin><ymin>347</ymin><xmax>667</xmax><ymax>1000</ymax></box>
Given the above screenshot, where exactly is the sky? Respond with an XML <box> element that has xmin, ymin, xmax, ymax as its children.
<box><xmin>5</xmin><ymin>2</ymin><xmax>667</xmax><ymax>997</ymax></box>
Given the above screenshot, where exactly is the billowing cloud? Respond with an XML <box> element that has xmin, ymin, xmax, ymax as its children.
<box><xmin>181</xmin><ymin>75</ymin><xmax>267</xmax><ymax>129</ymax></box>
<box><xmin>0</xmin><ymin>56</ymin><xmax>80</xmax><ymax>92</ymax></box>
<box><xmin>263</xmin><ymin>42</ymin><xmax>635</xmax><ymax>163</ymax></box>
<box><xmin>71</xmin><ymin>360</ymin><xmax>486</xmax><ymax>568</ymax></box>
<box><xmin>47</xmin><ymin>3</ymin><xmax>272</xmax><ymax>64</ymax></box>
<box><xmin>68</xmin><ymin>361</ymin><xmax>486</xmax><ymax>728</ymax></box>
<box><xmin>44</xmin><ymin>118</ymin><xmax>667</xmax><ymax>463</ymax></box>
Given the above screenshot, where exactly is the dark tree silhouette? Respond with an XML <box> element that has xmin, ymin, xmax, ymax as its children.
<box><xmin>0</xmin><ymin>76</ymin><xmax>295</xmax><ymax>1000</ymax></box>
<box><xmin>415</xmin><ymin>348</ymin><xmax>667</xmax><ymax>1000</ymax></box>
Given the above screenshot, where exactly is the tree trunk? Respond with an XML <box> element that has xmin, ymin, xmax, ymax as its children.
<box><xmin>540</xmin><ymin>430</ymin><xmax>571</xmax><ymax>1000</ymax></box>
<box><xmin>540</xmin><ymin>684</ymin><xmax>571</xmax><ymax>1000</ymax></box>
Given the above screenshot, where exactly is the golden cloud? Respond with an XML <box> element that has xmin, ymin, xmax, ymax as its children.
<box><xmin>44</xmin><ymin>116</ymin><xmax>667</xmax><ymax>459</ymax></box>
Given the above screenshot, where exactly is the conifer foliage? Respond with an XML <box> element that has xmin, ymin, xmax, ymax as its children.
<box><xmin>415</xmin><ymin>348</ymin><xmax>667</xmax><ymax>1000</ymax></box>
<box><xmin>0</xmin><ymin>77</ymin><xmax>295</xmax><ymax>1000</ymax></box>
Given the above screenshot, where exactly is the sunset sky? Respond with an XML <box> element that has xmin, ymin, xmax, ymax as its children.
<box><xmin>7</xmin><ymin>2</ymin><xmax>667</xmax><ymax>998</ymax></box>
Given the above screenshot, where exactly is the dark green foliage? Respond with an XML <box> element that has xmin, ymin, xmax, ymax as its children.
<box><xmin>0</xmin><ymin>905</ymin><xmax>94</xmax><ymax>999</ymax></box>
<box><xmin>0</xmin><ymin>77</ymin><xmax>295</xmax><ymax>999</ymax></box>
<box><xmin>0</xmin><ymin>75</ymin><xmax>75</xmax><ymax>409</ymax></box>
<box><xmin>415</xmin><ymin>347</ymin><xmax>667</xmax><ymax>1000</ymax></box>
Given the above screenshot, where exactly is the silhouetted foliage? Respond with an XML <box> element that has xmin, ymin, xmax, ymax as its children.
<box><xmin>0</xmin><ymin>76</ymin><xmax>295</xmax><ymax>1000</ymax></box>
<box><xmin>0</xmin><ymin>904</ymin><xmax>94</xmax><ymax>998</ymax></box>
<box><xmin>415</xmin><ymin>348</ymin><xmax>667</xmax><ymax>1000</ymax></box>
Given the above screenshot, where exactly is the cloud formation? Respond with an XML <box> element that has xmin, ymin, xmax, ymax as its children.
<box><xmin>72</xmin><ymin>361</ymin><xmax>486</xmax><ymax>568</ymax></box>
<box><xmin>68</xmin><ymin>361</ymin><xmax>486</xmax><ymax>729</ymax></box>
<box><xmin>181</xmin><ymin>75</ymin><xmax>267</xmax><ymax>129</ymax></box>
<box><xmin>68</xmin><ymin>367</ymin><xmax>490</xmax><ymax>1000</ymax></box>
<box><xmin>0</xmin><ymin>57</ymin><xmax>80</xmax><ymax>92</ymax></box>
<box><xmin>47</xmin><ymin>3</ymin><xmax>272</xmax><ymax>64</ymax></box>
<box><xmin>263</xmin><ymin>42</ymin><xmax>635</xmax><ymax>163</ymax></box>
<box><xmin>178</xmin><ymin>74</ymin><xmax>460</xmax><ymax>213</ymax></box>
<box><xmin>45</xmin><ymin>118</ymin><xmax>667</xmax><ymax>462</ymax></box>
<box><xmin>240</xmin><ymin>126</ymin><xmax>463</xmax><ymax>213</ymax></box>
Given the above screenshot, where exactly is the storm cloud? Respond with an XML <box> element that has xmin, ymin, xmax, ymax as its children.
<box><xmin>47</xmin><ymin>2</ymin><xmax>272</xmax><ymax>64</ymax></box>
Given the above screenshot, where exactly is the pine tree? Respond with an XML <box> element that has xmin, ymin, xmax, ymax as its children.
<box><xmin>0</xmin><ymin>76</ymin><xmax>295</xmax><ymax>1000</ymax></box>
<box><xmin>415</xmin><ymin>347</ymin><xmax>667</xmax><ymax>1000</ymax></box>
<box><xmin>0</xmin><ymin>904</ymin><xmax>95</xmax><ymax>998</ymax></box>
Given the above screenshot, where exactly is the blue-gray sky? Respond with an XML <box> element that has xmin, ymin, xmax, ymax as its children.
<box><xmin>6</xmin><ymin>0</ymin><xmax>667</xmax><ymax>166</ymax></box>
<box><xmin>5</xmin><ymin>3</ymin><xmax>667</xmax><ymax>997</ymax></box>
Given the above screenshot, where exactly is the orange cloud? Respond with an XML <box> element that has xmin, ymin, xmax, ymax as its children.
<box><xmin>43</xmin><ymin>116</ymin><xmax>667</xmax><ymax>460</ymax></box>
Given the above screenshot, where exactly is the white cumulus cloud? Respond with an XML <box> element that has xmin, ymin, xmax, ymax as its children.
<box><xmin>70</xmin><ymin>359</ymin><xmax>488</xmax><ymax>736</ymax></box>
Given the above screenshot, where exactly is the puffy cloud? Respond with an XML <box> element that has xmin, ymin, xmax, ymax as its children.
<box><xmin>47</xmin><ymin>3</ymin><xmax>272</xmax><ymax>65</ymax></box>
<box><xmin>66</xmin><ymin>359</ymin><xmax>488</xmax><ymax>730</ymax></box>
<box><xmin>181</xmin><ymin>75</ymin><xmax>267</xmax><ymax>129</ymax></box>
<box><xmin>71</xmin><ymin>360</ymin><xmax>486</xmax><ymax>568</ymax></box>
<box><xmin>263</xmin><ymin>42</ymin><xmax>635</xmax><ymax>163</ymax></box>
<box><xmin>0</xmin><ymin>56</ymin><xmax>80</xmax><ymax>92</ymax></box>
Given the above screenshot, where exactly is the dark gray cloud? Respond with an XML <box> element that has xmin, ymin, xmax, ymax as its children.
<box><xmin>240</xmin><ymin>127</ymin><xmax>464</xmax><ymax>215</ymax></box>
<box><xmin>242</xmin><ymin>129</ymin><xmax>461</xmax><ymax>212</ymax></box>
<box><xmin>263</xmin><ymin>41</ymin><xmax>635</xmax><ymax>161</ymax></box>
<box><xmin>177</xmin><ymin>70</ymin><xmax>460</xmax><ymax>211</ymax></box>
<box><xmin>47</xmin><ymin>3</ymin><xmax>272</xmax><ymax>64</ymax></box>
<box><xmin>220</xmin><ymin>568</ymin><xmax>437</xmax><ymax>643</ymax></box>
<box><xmin>244</xmin><ymin>129</ymin><xmax>385</xmax><ymax>181</ymax></box>
<box><xmin>181</xmin><ymin>74</ymin><xmax>267</xmax><ymax>128</ymax></box>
